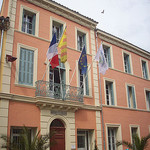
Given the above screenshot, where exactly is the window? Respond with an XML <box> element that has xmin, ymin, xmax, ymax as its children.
<box><xmin>141</xmin><ymin>60</ymin><xmax>149</xmax><ymax>79</ymax></box>
<box><xmin>22</xmin><ymin>9</ymin><xmax>36</xmax><ymax>35</ymax></box>
<box><xmin>79</xmin><ymin>69</ymin><xmax>89</xmax><ymax>96</ymax></box>
<box><xmin>52</xmin><ymin>21</ymin><xmax>63</xmax><ymax>43</ymax></box>
<box><xmin>146</xmin><ymin>90</ymin><xmax>150</xmax><ymax>110</ymax></box>
<box><xmin>127</xmin><ymin>85</ymin><xmax>136</xmax><ymax>108</ymax></box>
<box><xmin>105</xmin><ymin>81</ymin><xmax>115</xmax><ymax>105</ymax></box>
<box><xmin>103</xmin><ymin>45</ymin><xmax>112</xmax><ymax>67</ymax></box>
<box><xmin>77</xmin><ymin>31</ymin><xmax>86</xmax><ymax>51</ymax></box>
<box><xmin>106</xmin><ymin>125</ymin><xmax>122</xmax><ymax>150</ymax></box>
<box><xmin>77</xmin><ymin>130</ymin><xmax>93</xmax><ymax>150</ymax></box>
<box><xmin>130</xmin><ymin>126</ymin><xmax>139</xmax><ymax>149</ymax></box>
<box><xmin>123</xmin><ymin>53</ymin><xmax>131</xmax><ymax>74</ymax></box>
<box><xmin>11</xmin><ymin>127</ymin><xmax>36</xmax><ymax>150</ymax></box>
<box><xmin>19</xmin><ymin>48</ymin><xmax>34</xmax><ymax>86</ymax></box>
<box><xmin>49</xmin><ymin>59</ymin><xmax>66</xmax><ymax>98</ymax></box>
<box><xmin>108</xmin><ymin>128</ymin><xmax>117</xmax><ymax>150</ymax></box>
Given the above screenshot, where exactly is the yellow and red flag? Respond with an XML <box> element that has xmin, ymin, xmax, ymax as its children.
<box><xmin>58</xmin><ymin>28</ymin><xmax>67</xmax><ymax>63</ymax></box>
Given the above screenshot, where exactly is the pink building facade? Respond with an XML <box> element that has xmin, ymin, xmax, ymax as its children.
<box><xmin>0</xmin><ymin>0</ymin><xmax>150</xmax><ymax>150</ymax></box>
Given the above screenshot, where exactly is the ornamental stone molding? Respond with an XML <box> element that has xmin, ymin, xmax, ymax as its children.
<box><xmin>27</xmin><ymin>0</ymin><xmax>98</xmax><ymax>29</ymax></box>
<box><xmin>97</xmin><ymin>29</ymin><xmax>150</xmax><ymax>60</ymax></box>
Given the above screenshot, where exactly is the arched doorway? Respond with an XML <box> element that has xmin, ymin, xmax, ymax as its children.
<box><xmin>50</xmin><ymin>119</ymin><xmax>65</xmax><ymax>150</ymax></box>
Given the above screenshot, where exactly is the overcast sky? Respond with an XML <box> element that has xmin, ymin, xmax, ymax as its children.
<box><xmin>0</xmin><ymin>0</ymin><xmax>150</xmax><ymax>52</ymax></box>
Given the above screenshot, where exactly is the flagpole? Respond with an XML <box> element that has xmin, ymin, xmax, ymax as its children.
<box><xmin>58</xmin><ymin>67</ymin><xmax>64</xmax><ymax>100</ymax></box>
<box><xmin>57</xmin><ymin>26</ymin><xmax>67</xmax><ymax>46</ymax></box>
<box><xmin>95</xmin><ymin>30</ymin><xmax>106</xmax><ymax>150</ymax></box>
<box><xmin>69</xmin><ymin>64</ymin><xmax>77</xmax><ymax>85</ymax></box>
<box><xmin>69</xmin><ymin>46</ymin><xmax>85</xmax><ymax>85</ymax></box>
<box><xmin>42</xmin><ymin>60</ymin><xmax>51</xmax><ymax>81</ymax></box>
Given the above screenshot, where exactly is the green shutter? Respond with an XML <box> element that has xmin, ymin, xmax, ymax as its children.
<box><xmin>110</xmin><ymin>83</ymin><xmax>114</xmax><ymax>105</ymax></box>
<box><xmin>127</xmin><ymin>86</ymin><xmax>131</xmax><ymax>108</ymax></box>
<box><xmin>60</xmin><ymin>25</ymin><xmax>63</xmax><ymax>37</ymax></box>
<box><xmin>127</xmin><ymin>56</ymin><xmax>131</xmax><ymax>73</ymax></box>
<box><xmin>83</xmin><ymin>34</ymin><xmax>86</xmax><ymax>50</ymax></box>
<box><xmin>108</xmin><ymin>48</ymin><xmax>111</xmax><ymax>67</ymax></box>
<box><xmin>85</xmin><ymin>73</ymin><xmax>89</xmax><ymax>95</ymax></box>
<box><xmin>19</xmin><ymin>48</ymin><xmax>34</xmax><ymax>86</ymax></box>
<box><xmin>32</xmin><ymin>14</ymin><xmax>36</xmax><ymax>35</ymax></box>
<box><xmin>22</xmin><ymin>9</ymin><xmax>25</xmax><ymax>31</ymax></box>
<box><xmin>132</xmin><ymin>87</ymin><xmax>136</xmax><ymax>108</ymax></box>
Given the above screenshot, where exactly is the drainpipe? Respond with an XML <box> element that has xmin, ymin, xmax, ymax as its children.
<box><xmin>0</xmin><ymin>29</ymin><xmax>4</xmax><ymax>62</ymax></box>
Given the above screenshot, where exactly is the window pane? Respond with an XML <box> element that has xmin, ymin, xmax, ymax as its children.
<box><xmin>22</xmin><ymin>10</ymin><xmax>35</xmax><ymax>35</ymax></box>
<box><xmin>78</xmin><ymin>135</ymin><xmax>85</xmax><ymax>148</ymax></box>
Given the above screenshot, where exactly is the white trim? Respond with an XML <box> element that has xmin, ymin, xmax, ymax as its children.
<box><xmin>19</xmin><ymin>5</ymin><xmax>39</xmax><ymax>37</ymax></box>
<box><xmin>104</xmin><ymin>77</ymin><xmax>117</xmax><ymax>106</ymax></box>
<box><xmin>102</xmin><ymin>41</ymin><xmax>114</xmax><ymax>69</ymax></box>
<box><xmin>75</xmin><ymin>27</ymin><xmax>90</xmax><ymax>54</ymax></box>
<box><xmin>125</xmin><ymin>83</ymin><xmax>137</xmax><ymax>109</ymax></box>
<box><xmin>140</xmin><ymin>58</ymin><xmax>150</xmax><ymax>80</ymax></box>
<box><xmin>144</xmin><ymin>88</ymin><xmax>150</xmax><ymax>111</ymax></box>
<box><xmin>105</xmin><ymin>123</ymin><xmax>123</xmax><ymax>150</ymax></box>
<box><xmin>50</xmin><ymin>16</ymin><xmax>66</xmax><ymax>41</ymax></box>
<box><xmin>122</xmin><ymin>50</ymin><xmax>133</xmax><ymax>74</ymax></box>
<box><xmin>129</xmin><ymin>125</ymin><xmax>140</xmax><ymax>143</ymax></box>
<box><xmin>15</xmin><ymin>43</ymin><xmax>38</xmax><ymax>87</ymax></box>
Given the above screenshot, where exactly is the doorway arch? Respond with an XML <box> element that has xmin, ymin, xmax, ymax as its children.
<box><xmin>50</xmin><ymin>119</ymin><xmax>65</xmax><ymax>150</ymax></box>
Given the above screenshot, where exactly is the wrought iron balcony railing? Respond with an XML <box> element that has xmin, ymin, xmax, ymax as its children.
<box><xmin>35</xmin><ymin>80</ymin><xmax>83</xmax><ymax>102</ymax></box>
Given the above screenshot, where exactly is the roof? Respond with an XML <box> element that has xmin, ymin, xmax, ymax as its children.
<box><xmin>49</xmin><ymin>0</ymin><xmax>98</xmax><ymax>24</ymax></box>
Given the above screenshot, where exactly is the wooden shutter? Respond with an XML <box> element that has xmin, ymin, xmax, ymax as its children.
<box><xmin>132</xmin><ymin>87</ymin><xmax>136</xmax><ymax>108</ymax></box>
<box><xmin>127</xmin><ymin>86</ymin><xmax>131</xmax><ymax>108</ymax></box>
<box><xmin>108</xmin><ymin>47</ymin><xmax>111</xmax><ymax>67</ymax></box>
<box><xmin>32</xmin><ymin>14</ymin><xmax>36</xmax><ymax>35</ymax></box>
<box><xmin>19</xmin><ymin>48</ymin><xmax>34</xmax><ymax>85</ymax></box>
<box><xmin>110</xmin><ymin>82</ymin><xmax>114</xmax><ymax>105</ymax></box>
<box><xmin>22</xmin><ymin>9</ymin><xmax>25</xmax><ymax>31</ymax></box>
<box><xmin>85</xmin><ymin>73</ymin><xmax>89</xmax><ymax>95</ymax></box>
<box><xmin>127</xmin><ymin>55</ymin><xmax>131</xmax><ymax>73</ymax></box>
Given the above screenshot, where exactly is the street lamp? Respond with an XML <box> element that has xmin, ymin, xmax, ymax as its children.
<box><xmin>0</xmin><ymin>16</ymin><xmax>10</xmax><ymax>62</ymax></box>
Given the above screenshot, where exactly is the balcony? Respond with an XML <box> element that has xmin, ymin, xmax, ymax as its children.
<box><xmin>35</xmin><ymin>80</ymin><xmax>83</xmax><ymax>102</ymax></box>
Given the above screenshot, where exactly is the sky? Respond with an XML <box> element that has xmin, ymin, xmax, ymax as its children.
<box><xmin>0</xmin><ymin>0</ymin><xmax>150</xmax><ymax>52</ymax></box>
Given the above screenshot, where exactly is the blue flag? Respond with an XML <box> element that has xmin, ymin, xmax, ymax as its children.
<box><xmin>78</xmin><ymin>46</ymin><xmax>87</xmax><ymax>74</ymax></box>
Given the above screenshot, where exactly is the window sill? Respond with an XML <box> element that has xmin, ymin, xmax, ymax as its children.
<box><xmin>83</xmin><ymin>95</ymin><xmax>93</xmax><ymax>99</ymax></box>
<box><xmin>15</xmin><ymin>83</ymin><xmax>36</xmax><ymax>89</ymax></box>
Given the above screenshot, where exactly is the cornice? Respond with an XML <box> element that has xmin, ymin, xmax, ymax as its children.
<box><xmin>27</xmin><ymin>0</ymin><xmax>98</xmax><ymax>29</ymax></box>
<box><xmin>103</xmin><ymin>104</ymin><xmax>150</xmax><ymax>113</ymax></box>
<box><xmin>0</xmin><ymin>93</ymin><xmax>101</xmax><ymax>111</ymax></box>
<box><xmin>97</xmin><ymin>29</ymin><xmax>150</xmax><ymax>60</ymax></box>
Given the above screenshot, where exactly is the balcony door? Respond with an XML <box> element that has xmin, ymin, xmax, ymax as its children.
<box><xmin>49</xmin><ymin>60</ymin><xmax>65</xmax><ymax>98</ymax></box>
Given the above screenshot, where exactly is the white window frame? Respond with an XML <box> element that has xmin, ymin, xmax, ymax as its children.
<box><xmin>77</xmin><ymin>130</ymin><xmax>93</xmax><ymax>150</ymax></box>
<box><xmin>126</xmin><ymin>84</ymin><xmax>137</xmax><ymax>109</ymax></box>
<box><xmin>144</xmin><ymin>88</ymin><xmax>150</xmax><ymax>111</ymax></box>
<box><xmin>19</xmin><ymin>5</ymin><xmax>39</xmax><ymax>36</ymax></box>
<box><xmin>140</xmin><ymin>58</ymin><xmax>149</xmax><ymax>80</ymax></box>
<box><xmin>75</xmin><ymin>27</ymin><xmax>89</xmax><ymax>54</ymax></box>
<box><xmin>130</xmin><ymin>125</ymin><xmax>140</xmax><ymax>144</ymax></box>
<box><xmin>76</xmin><ymin>61</ymin><xmax>92</xmax><ymax>97</ymax></box>
<box><xmin>50</xmin><ymin>17</ymin><xmax>66</xmax><ymax>41</ymax></box>
<box><xmin>104</xmin><ymin>78</ymin><xmax>117</xmax><ymax>106</ymax></box>
<box><xmin>15</xmin><ymin>43</ymin><xmax>38</xmax><ymax>87</ymax></box>
<box><xmin>122</xmin><ymin>50</ymin><xmax>133</xmax><ymax>74</ymax></box>
<box><xmin>106</xmin><ymin>124</ymin><xmax>123</xmax><ymax>150</ymax></box>
<box><xmin>102</xmin><ymin>42</ymin><xmax>114</xmax><ymax>68</ymax></box>
<box><xmin>11</xmin><ymin>127</ymin><xmax>37</xmax><ymax>148</ymax></box>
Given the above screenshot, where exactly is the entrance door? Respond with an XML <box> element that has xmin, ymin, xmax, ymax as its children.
<box><xmin>50</xmin><ymin>119</ymin><xmax>65</xmax><ymax>150</ymax></box>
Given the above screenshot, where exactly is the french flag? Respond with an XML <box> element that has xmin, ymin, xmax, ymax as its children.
<box><xmin>46</xmin><ymin>33</ymin><xmax>59</xmax><ymax>69</ymax></box>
